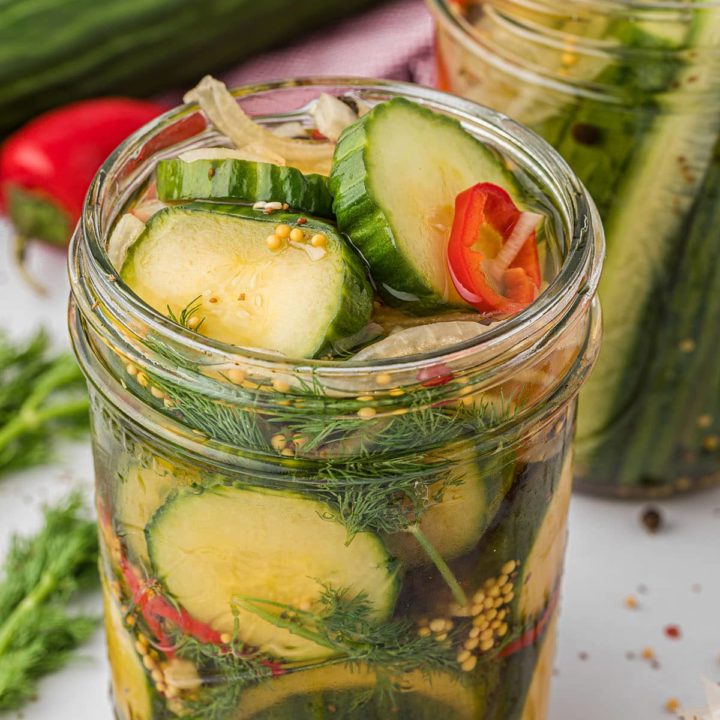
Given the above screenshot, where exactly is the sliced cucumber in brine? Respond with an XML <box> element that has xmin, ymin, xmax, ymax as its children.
<box><xmin>102</xmin><ymin>578</ymin><xmax>154</xmax><ymax>720</ymax></box>
<box><xmin>146</xmin><ymin>485</ymin><xmax>399</xmax><ymax>662</ymax></box>
<box><xmin>385</xmin><ymin>455</ymin><xmax>513</xmax><ymax>568</ymax></box>
<box><xmin>234</xmin><ymin>664</ymin><xmax>485</xmax><ymax>719</ymax></box>
<box><xmin>120</xmin><ymin>204</ymin><xmax>372</xmax><ymax>358</ymax></box>
<box><xmin>156</xmin><ymin>154</ymin><xmax>334</xmax><ymax>217</ymax></box>
<box><xmin>330</xmin><ymin>98</ymin><xmax>520</xmax><ymax>312</ymax></box>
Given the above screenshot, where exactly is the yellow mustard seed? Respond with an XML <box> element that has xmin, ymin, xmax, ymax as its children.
<box><xmin>461</xmin><ymin>656</ymin><xmax>478</xmax><ymax>672</ymax></box>
<box><xmin>389</xmin><ymin>387</ymin><xmax>405</xmax><ymax>397</ymax></box>
<box><xmin>664</xmin><ymin>698</ymin><xmax>680</xmax><ymax>714</ymax></box>
<box><xmin>275</xmin><ymin>224</ymin><xmax>291</xmax><ymax>239</ymax></box>
<box><xmin>136</xmin><ymin>372</ymin><xmax>149</xmax><ymax>387</ymax></box>
<box><xmin>227</xmin><ymin>368</ymin><xmax>246</xmax><ymax>384</ymax></box>
<box><xmin>376</xmin><ymin>372</ymin><xmax>392</xmax><ymax>386</ymax></box>
<box><xmin>697</xmin><ymin>414</ymin><xmax>713</xmax><ymax>429</ymax></box>
<box><xmin>464</xmin><ymin>637</ymin><xmax>480</xmax><ymax>650</ymax></box>
<box><xmin>357</xmin><ymin>407</ymin><xmax>377</xmax><ymax>419</ymax></box>
<box><xmin>281</xmin><ymin>448</ymin><xmax>295</xmax><ymax>457</ymax></box>
<box><xmin>310</xmin><ymin>233</ymin><xmax>327</xmax><ymax>248</ymax></box>
<box><xmin>497</xmin><ymin>623</ymin><xmax>509</xmax><ymax>638</ymax></box>
<box><xmin>429</xmin><ymin>619</ymin><xmax>446</xmax><ymax>633</ymax></box>
<box><xmin>480</xmin><ymin>638</ymin><xmax>495</xmax><ymax>653</ymax></box>
<box><xmin>271</xmin><ymin>434</ymin><xmax>286</xmax><ymax>452</ymax></box>
<box><xmin>126</xmin><ymin>363</ymin><xmax>138</xmax><ymax>376</ymax></box>
<box><xmin>289</xmin><ymin>227</ymin><xmax>305</xmax><ymax>243</ymax></box>
<box><xmin>435</xmin><ymin>632</ymin><xmax>448</xmax><ymax>642</ymax></box>
<box><xmin>150</xmin><ymin>386</ymin><xmax>165</xmax><ymax>400</ymax></box>
<box><xmin>186</xmin><ymin>315</ymin><xmax>202</xmax><ymax>330</ymax></box>
<box><xmin>418</xmin><ymin>627</ymin><xmax>432</xmax><ymax>638</ymax></box>
<box><xmin>501</xmin><ymin>560</ymin><xmax>517</xmax><ymax>575</ymax></box>
<box><xmin>220</xmin><ymin>633</ymin><xmax>232</xmax><ymax>644</ymax></box>
<box><xmin>457</xmin><ymin>649</ymin><xmax>471</xmax><ymax>664</ymax></box>
<box><xmin>272</xmin><ymin>379</ymin><xmax>291</xmax><ymax>393</ymax></box>
<box><xmin>266</xmin><ymin>234</ymin><xmax>282</xmax><ymax>251</ymax></box>
<box><xmin>468</xmin><ymin>627</ymin><xmax>481</xmax><ymax>639</ymax></box>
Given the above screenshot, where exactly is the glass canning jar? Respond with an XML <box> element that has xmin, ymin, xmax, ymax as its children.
<box><xmin>429</xmin><ymin>0</ymin><xmax>720</xmax><ymax>498</ymax></box>
<box><xmin>68</xmin><ymin>79</ymin><xmax>602</xmax><ymax>720</ymax></box>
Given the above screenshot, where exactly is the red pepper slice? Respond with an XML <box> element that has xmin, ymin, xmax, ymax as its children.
<box><xmin>119</xmin><ymin>555</ymin><xmax>223</xmax><ymax>650</ymax></box>
<box><xmin>0</xmin><ymin>98</ymin><xmax>166</xmax><ymax>246</ymax></box>
<box><xmin>447</xmin><ymin>183</ymin><xmax>541</xmax><ymax>316</ymax></box>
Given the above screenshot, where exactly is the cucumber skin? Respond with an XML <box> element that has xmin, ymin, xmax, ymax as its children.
<box><xmin>596</xmin><ymin>143</ymin><xmax>720</xmax><ymax>487</ymax></box>
<box><xmin>121</xmin><ymin>203</ymin><xmax>374</xmax><ymax>359</ymax></box>
<box><xmin>529</xmin><ymin>16</ymin><xmax>720</xmax><ymax>486</ymax></box>
<box><xmin>0</xmin><ymin>0</ymin><xmax>383</xmax><ymax>135</ymax></box>
<box><xmin>155</xmin><ymin>158</ymin><xmax>334</xmax><ymax>218</ymax></box>
<box><xmin>330</xmin><ymin>98</ymin><xmax>506</xmax><ymax>314</ymax></box>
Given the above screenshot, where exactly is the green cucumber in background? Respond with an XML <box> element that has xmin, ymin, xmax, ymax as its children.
<box><xmin>0</xmin><ymin>0</ymin><xmax>384</xmax><ymax>136</ymax></box>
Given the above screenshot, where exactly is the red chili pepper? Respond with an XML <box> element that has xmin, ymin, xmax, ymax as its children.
<box><xmin>447</xmin><ymin>183</ymin><xmax>541</xmax><ymax>316</ymax></box>
<box><xmin>418</xmin><ymin>362</ymin><xmax>454</xmax><ymax>387</ymax></box>
<box><xmin>498</xmin><ymin>584</ymin><xmax>560</xmax><ymax>658</ymax></box>
<box><xmin>119</xmin><ymin>555</ymin><xmax>223</xmax><ymax>650</ymax></box>
<box><xmin>0</xmin><ymin>98</ymin><xmax>167</xmax><ymax>247</ymax></box>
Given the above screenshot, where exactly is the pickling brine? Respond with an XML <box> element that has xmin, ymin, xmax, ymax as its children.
<box><xmin>69</xmin><ymin>78</ymin><xmax>602</xmax><ymax>719</ymax></box>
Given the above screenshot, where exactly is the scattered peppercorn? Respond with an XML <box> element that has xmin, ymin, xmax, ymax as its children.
<box><xmin>664</xmin><ymin>625</ymin><xmax>681</xmax><ymax>640</ymax></box>
<box><xmin>624</xmin><ymin>595</ymin><xmax>639</xmax><ymax>609</ymax></box>
<box><xmin>571</xmin><ymin>123</ymin><xmax>602</xmax><ymax>146</ymax></box>
<box><xmin>664</xmin><ymin>697</ymin><xmax>680</xmax><ymax>714</ymax></box>
<box><xmin>641</xmin><ymin>506</ymin><xmax>663</xmax><ymax>533</ymax></box>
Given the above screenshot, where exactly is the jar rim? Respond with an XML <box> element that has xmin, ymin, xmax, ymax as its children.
<box><xmin>70</xmin><ymin>76</ymin><xmax>602</xmax><ymax>379</ymax></box>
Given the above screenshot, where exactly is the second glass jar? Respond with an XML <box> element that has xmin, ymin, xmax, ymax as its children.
<box><xmin>430</xmin><ymin>0</ymin><xmax>720</xmax><ymax>497</ymax></box>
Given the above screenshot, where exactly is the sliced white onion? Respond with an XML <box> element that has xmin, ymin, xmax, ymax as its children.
<box><xmin>107</xmin><ymin>213</ymin><xmax>145</xmax><ymax>270</ymax></box>
<box><xmin>184</xmin><ymin>76</ymin><xmax>334</xmax><ymax>173</ymax></box>
<box><xmin>353</xmin><ymin>321</ymin><xmax>490</xmax><ymax>361</ymax></box>
<box><xmin>289</xmin><ymin>240</ymin><xmax>326</xmax><ymax>261</ymax></box>
<box><xmin>490</xmin><ymin>211</ymin><xmax>544</xmax><ymax>278</ymax></box>
<box><xmin>179</xmin><ymin>146</ymin><xmax>286</xmax><ymax>165</ymax></box>
<box><xmin>309</xmin><ymin>93</ymin><xmax>358</xmax><ymax>141</ymax></box>
<box><xmin>131</xmin><ymin>199</ymin><xmax>167</xmax><ymax>224</ymax></box>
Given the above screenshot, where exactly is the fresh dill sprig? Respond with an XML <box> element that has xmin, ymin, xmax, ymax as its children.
<box><xmin>167</xmin><ymin>296</ymin><xmax>205</xmax><ymax>331</ymax></box>
<box><xmin>233</xmin><ymin>585</ymin><xmax>463</xmax><ymax>711</ymax></box>
<box><xmin>0</xmin><ymin>331</ymin><xmax>89</xmax><ymax>477</ymax></box>
<box><xmin>0</xmin><ymin>492</ymin><xmax>99</xmax><ymax>710</ymax></box>
<box><xmin>169</xmin><ymin>620</ymin><xmax>276</xmax><ymax>720</ymax></box>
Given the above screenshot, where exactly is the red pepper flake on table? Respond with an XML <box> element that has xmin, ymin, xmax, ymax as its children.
<box><xmin>664</xmin><ymin>624</ymin><xmax>682</xmax><ymax>640</ymax></box>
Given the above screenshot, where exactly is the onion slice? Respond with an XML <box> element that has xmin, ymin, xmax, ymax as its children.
<box><xmin>184</xmin><ymin>76</ymin><xmax>334</xmax><ymax>173</ymax></box>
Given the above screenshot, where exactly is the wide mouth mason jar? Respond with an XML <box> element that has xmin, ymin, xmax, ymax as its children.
<box><xmin>69</xmin><ymin>79</ymin><xmax>602</xmax><ymax>720</ymax></box>
<box><xmin>429</xmin><ymin>0</ymin><xmax>720</xmax><ymax>498</ymax></box>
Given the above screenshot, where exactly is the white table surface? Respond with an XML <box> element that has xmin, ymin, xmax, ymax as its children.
<box><xmin>1</xmin><ymin>221</ymin><xmax>718</xmax><ymax>720</ymax></box>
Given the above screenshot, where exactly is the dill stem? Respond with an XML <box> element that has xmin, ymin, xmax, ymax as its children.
<box><xmin>233</xmin><ymin>598</ymin><xmax>337</xmax><ymax>651</ymax></box>
<box><xmin>0</xmin><ymin>398</ymin><xmax>89</xmax><ymax>451</ymax></box>
<box><xmin>0</xmin><ymin>567</ymin><xmax>58</xmax><ymax>655</ymax></box>
<box><xmin>406</xmin><ymin>525</ymin><xmax>469</xmax><ymax>608</ymax></box>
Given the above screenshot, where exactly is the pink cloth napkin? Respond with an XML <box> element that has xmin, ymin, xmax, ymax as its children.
<box><xmin>220</xmin><ymin>0</ymin><xmax>435</xmax><ymax>88</ymax></box>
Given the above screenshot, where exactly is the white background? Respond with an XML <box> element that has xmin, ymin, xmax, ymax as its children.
<box><xmin>0</xmin><ymin>223</ymin><xmax>718</xmax><ymax>720</ymax></box>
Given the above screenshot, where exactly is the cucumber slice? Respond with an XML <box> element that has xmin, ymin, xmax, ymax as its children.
<box><xmin>519</xmin><ymin>613</ymin><xmax>558</xmax><ymax>720</ymax></box>
<box><xmin>385</xmin><ymin>455</ymin><xmax>512</xmax><ymax>568</ymax></box>
<box><xmin>234</xmin><ymin>664</ymin><xmax>484</xmax><ymax>719</ymax></box>
<box><xmin>156</xmin><ymin>156</ymin><xmax>334</xmax><ymax>218</ymax></box>
<box><xmin>330</xmin><ymin>98</ymin><xmax>519</xmax><ymax>311</ymax></box>
<box><xmin>147</xmin><ymin>485</ymin><xmax>398</xmax><ymax>661</ymax></box>
<box><xmin>517</xmin><ymin>452</ymin><xmax>572</xmax><ymax>620</ymax></box>
<box><xmin>120</xmin><ymin>204</ymin><xmax>373</xmax><ymax>358</ymax></box>
<box><xmin>102</xmin><ymin>579</ymin><xmax>153</xmax><ymax>720</ymax></box>
<box><xmin>458</xmin><ymin>443</ymin><xmax>571</xmax><ymax>626</ymax></box>
<box><xmin>115</xmin><ymin>460</ymin><xmax>197</xmax><ymax>569</ymax></box>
